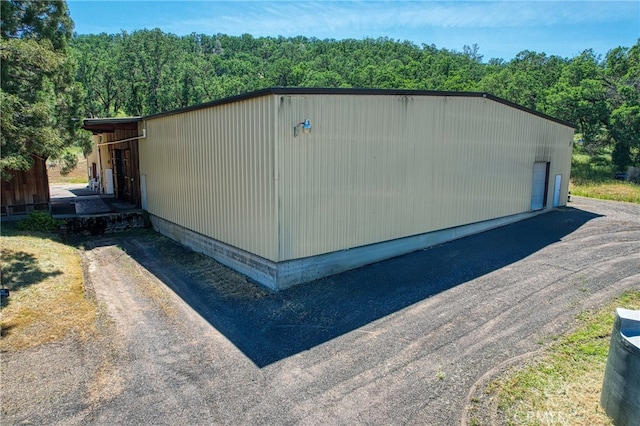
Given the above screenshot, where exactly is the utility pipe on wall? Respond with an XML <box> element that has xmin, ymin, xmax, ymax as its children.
<box><xmin>96</xmin><ymin>128</ymin><xmax>146</xmax><ymax>146</ymax></box>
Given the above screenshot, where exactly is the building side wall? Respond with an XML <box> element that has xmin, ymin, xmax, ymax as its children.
<box><xmin>139</xmin><ymin>96</ymin><xmax>278</xmax><ymax>261</ymax></box>
<box><xmin>86</xmin><ymin>135</ymin><xmax>100</xmax><ymax>180</ymax></box>
<box><xmin>276</xmin><ymin>94</ymin><xmax>573</xmax><ymax>261</ymax></box>
<box><xmin>1</xmin><ymin>155</ymin><xmax>50</xmax><ymax>216</ymax></box>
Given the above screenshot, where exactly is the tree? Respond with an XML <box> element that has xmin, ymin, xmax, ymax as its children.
<box><xmin>480</xmin><ymin>50</ymin><xmax>565</xmax><ymax>111</ymax></box>
<box><xmin>463</xmin><ymin>43</ymin><xmax>483</xmax><ymax>63</ymax></box>
<box><xmin>117</xmin><ymin>29</ymin><xmax>181</xmax><ymax>115</ymax></box>
<box><xmin>544</xmin><ymin>50</ymin><xmax>609</xmax><ymax>146</ymax></box>
<box><xmin>72</xmin><ymin>33</ymin><xmax>124</xmax><ymax>117</ymax></box>
<box><xmin>1</xmin><ymin>0</ymin><xmax>88</xmax><ymax>179</ymax></box>
<box><xmin>605</xmin><ymin>41</ymin><xmax>640</xmax><ymax>169</ymax></box>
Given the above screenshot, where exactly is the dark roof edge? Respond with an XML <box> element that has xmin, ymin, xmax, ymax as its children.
<box><xmin>479</xmin><ymin>93</ymin><xmax>576</xmax><ymax>129</ymax></box>
<box><xmin>143</xmin><ymin>88</ymin><xmax>575</xmax><ymax>129</ymax></box>
<box><xmin>83</xmin><ymin>117</ymin><xmax>142</xmax><ymax>125</ymax></box>
<box><xmin>82</xmin><ymin>116</ymin><xmax>143</xmax><ymax>133</ymax></box>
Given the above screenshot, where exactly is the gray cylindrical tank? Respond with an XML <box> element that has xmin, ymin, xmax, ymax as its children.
<box><xmin>601</xmin><ymin>308</ymin><xmax>640</xmax><ymax>426</ymax></box>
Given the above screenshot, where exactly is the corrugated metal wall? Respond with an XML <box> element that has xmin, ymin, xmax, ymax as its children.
<box><xmin>139</xmin><ymin>92</ymin><xmax>572</xmax><ymax>265</ymax></box>
<box><xmin>139</xmin><ymin>95</ymin><xmax>278</xmax><ymax>261</ymax></box>
<box><xmin>276</xmin><ymin>94</ymin><xmax>573</xmax><ymax>261</ymax></box>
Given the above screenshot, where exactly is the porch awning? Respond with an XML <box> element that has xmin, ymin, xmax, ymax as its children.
<box><xmin>82</xmin><ymin>117</ymin><xmax>141</xmax><ymax>133</ymax></box>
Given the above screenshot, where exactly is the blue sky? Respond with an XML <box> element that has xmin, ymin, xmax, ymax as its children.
<box><xmin>67</xmin><ymin>0</ymin><xmax>639</xmax><ymax>61</ymax></box>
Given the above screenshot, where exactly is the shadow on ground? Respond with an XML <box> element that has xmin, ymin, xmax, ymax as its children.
<box><xmin>102</xmin><ymin>207</ymin><xmax>601</xmax><ymax>367</ymax></box>
<box><xmin>0</xmin><ymin>249</ymin><xmax>63</xmax><ymax>309</ymax></box>
<box><xmin>50</xmin><ymin>187</ymin><xmax>139</xmax><ymax>216</ymax></box>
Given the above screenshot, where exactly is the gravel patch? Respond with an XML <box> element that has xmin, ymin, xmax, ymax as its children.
<box><xmin>2</xmin><ymin>196</ymin><xmax>639</xmax><ymax>425</ymax></box>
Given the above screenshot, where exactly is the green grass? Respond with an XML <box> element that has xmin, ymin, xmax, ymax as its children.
<box><xmin>571</xmin><ymin>151</ymin><xmax>616</xmax><ymax>184</ymax></box>
<box><xmin>570</xmin><ymin>182</ymin><xmax>640</xmax><ymax>203</ymax></box>
<box><xmin>570</xmin><ymin>148</ymin><xmax>640</xmax><ymax>204</ymax></box>
<box><xmin>491</xmin><ymin>290</ymin><xmax>640</xmax><ymax>426</ymax></box>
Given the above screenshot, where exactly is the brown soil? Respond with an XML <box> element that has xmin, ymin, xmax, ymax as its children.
<box><xmin>47</xmin><ymin>155</ymin><xmax>88</xmax><ymax>185</ymax></box>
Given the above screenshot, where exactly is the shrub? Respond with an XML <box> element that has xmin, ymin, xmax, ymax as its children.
<box><xmin>17</xmin><ymin>211</ymin><xmax>63</xmax><ymax>232</ymax></box>
<box><xmin>58</xmin><ymin>150</ymin><xmax>79</xmax><ymax>176</ymax></box>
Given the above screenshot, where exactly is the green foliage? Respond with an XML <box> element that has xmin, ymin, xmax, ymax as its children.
<box><xmin>610</xmin><ymin>105</ymin><xmax>640</xmax><ymax>169</ymax></box>
<box><xmin>1</xmin><ymin>0</ymin><xmax>86</xmax><ymax>181</ymax></box>
<box><xmin>611</xmin><ymin>141</ymin><xmax>632</xmax><ymax>170</ymax></box>
<box><xmin>571</xmin><ymin>149</ymin><xmax>616</xmax><ymax>183</ymax></box>
<box><xmin>0</xmin><ymin>0</ymin><xmax>73</xmax><ymax>51</ymax></box>
<box><xmin>66</xmin><ymin>28</ymin><xmax>639</xmax><ymax>172</ymax></box>
<box><xmin>71</xmin><ymin>32</ymin><xmax>124</xmax><ymax>117</ymax></box>
<box><xmin>16</xmin><ymin>211</ymin><xmax>63</xmax><ymax>232</ymax></box>
<box><xmin>481</xmin><ymin>50</ymin><xmax>566</xmax><ymax>111</ymax></box>
<box><xmin>74</xmin><ymin>129</ymin><xmax>93</xmax><ymax>156</ymax></box>
<box><xmin>57</xmin><ymin>150</ymin><xmax>78</xmax><ymax>176</ymax></box>
<box><xmin>571</xmin><ymin>149</ymin><xmax>640</xmax><ymax>203</ymax></box>
<box><xmin>605</xmin><ymin>43</ymin><xmax>640</xmax><ymax>169</ymax></box>
<box><xmin>70</xmin><ymin>33</ymin><xmax>494</xmax><ymax>116</ymax></box>
<box><xmin>544</xmin><ymin>50</ymin><xmax>610</xmax><ymax>147</ymax></box>
<box><xmin>2</xmin><ymin>3</ymin><xmax>637</xmax><ymax>203</ymax></box>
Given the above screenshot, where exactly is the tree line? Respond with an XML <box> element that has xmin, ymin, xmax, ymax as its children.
<box><xmin>2</xmin><ymin>1</ymin><xmax>639</xmax><ymax>179</ymax></box>
<box><xmin>71</xmin><ymin>30</ymin><xmax>640</xmax><ymax>169</ymax></box>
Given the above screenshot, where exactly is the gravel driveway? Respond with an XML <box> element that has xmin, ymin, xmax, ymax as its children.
<box><xmin>3</xmin><ymin>196</ymin><xmax>639</xmax><ymax>425</ymax></box>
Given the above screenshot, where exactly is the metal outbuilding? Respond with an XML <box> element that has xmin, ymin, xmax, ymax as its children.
<box><xmin>84</xmin><ymin>88</ymin><xmax>575</xmax><ymax>290</ymax></box>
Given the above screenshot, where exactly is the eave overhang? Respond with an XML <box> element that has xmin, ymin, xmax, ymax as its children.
<box><xmin>82</xmin><ymin>117</ymin><xmax>142</xmax><ymax>134</ymax></box>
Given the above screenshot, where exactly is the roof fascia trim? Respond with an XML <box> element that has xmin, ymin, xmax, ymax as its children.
<box><xmin>127</xmin><ymin>88</ymin><xmax>575</xmax><ymax>129</ymax></box>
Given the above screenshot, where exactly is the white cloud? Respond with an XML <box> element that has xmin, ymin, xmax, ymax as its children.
<box><xmin>168</xmin><ymin>0</ymin><xmax>637</xmax><ymax>37</ymax></box>
<box><xmin>69</xmin><ymin>0</ymin><xmax>637</xmax><ymax>59</ymax></box>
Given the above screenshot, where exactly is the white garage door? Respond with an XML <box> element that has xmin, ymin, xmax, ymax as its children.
<box><xmin>531</xmin><ymin>162</ymin><xmax>549</xmax><ymax>211</ymax></box>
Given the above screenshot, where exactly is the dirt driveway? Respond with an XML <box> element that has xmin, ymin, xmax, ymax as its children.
<box><xmin>3</xmin><ymin>197</ymin><xmax>639</xmax><ymax>425</ymax></box>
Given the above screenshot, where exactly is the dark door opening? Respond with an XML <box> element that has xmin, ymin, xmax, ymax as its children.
<box><xmin>108</xmin><ymin>140</ymin><xmax>140</xmax><ymax>207</ymax></box>
<box><xmin>114</xmin><ymin>149</ymin><xmax>126</xmax><ymax>201</ymax></box>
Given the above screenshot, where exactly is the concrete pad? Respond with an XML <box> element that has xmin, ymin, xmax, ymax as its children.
<box><xmin>49</xmin><ymin>183</ymin><xmax>91</xmax><ymax>199</ymax></box>
<box><xmin>74</xmin><ymin>196</ymin><xmax>111</xmax><ymax>215</ymax></box>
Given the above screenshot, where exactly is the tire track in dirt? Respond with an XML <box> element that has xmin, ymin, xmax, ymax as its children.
<box><xmin>54</xmin><ymin>197</ymin><xmax>640</xmax><ymax>424</ymax></box>
<box><xmin>79</xmin><ymin>242</ymin><xmax>232</xmax><ymax>424</ymax></box>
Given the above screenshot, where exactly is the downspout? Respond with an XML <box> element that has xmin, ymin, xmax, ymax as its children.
<box><xmin>97</xmin><ymin>142</ymin><xmax>102</xmax><ymax>192</ymax></box>
<box><xmin>96</xmin><ymin>128</ymin><xmax>146</xmax><ymax>146</ymax></box>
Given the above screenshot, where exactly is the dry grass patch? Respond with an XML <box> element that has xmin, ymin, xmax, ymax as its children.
<box><xmin>490</xmin><ymin>291</ymin><xmax>640</xmax><ymax>425</ymax></box>
<box><xmin>47</xmin><ymin>152</ymin><xmax>88</xmax><ymax>185</ymax></box>
<box><xmin>112</xmin><ymin>244</ymin><xmax>182</xmax><ymax>319</ymax></box>
<box><xmin>149</xmin><ymin>235</ymin><xmax>271</xmax><ymax>300</ymax></box>
<box><xmin>0</xmin><ymin>232</ymin><xmax>97</xmax><ymax>351</ymax></box>
<box><xmin>570</xmin><ymin>181</ymin><xmax>640</xmax><ymax>204</ymax></box>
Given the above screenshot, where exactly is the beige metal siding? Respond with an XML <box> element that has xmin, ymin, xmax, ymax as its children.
<box><xmin>139</xmin><ymin>96</ymin><xmax>278</xmax><ymax>261</ymax></box>
<box><xmin>276</xmin><ymin>94</ymin><xmax>573</xmax><ymax>261</ymax></box>
<box><xmin>86</xmin><ymin>135</ymin><xmax>100</xmax><ymax>177</ymax></box>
